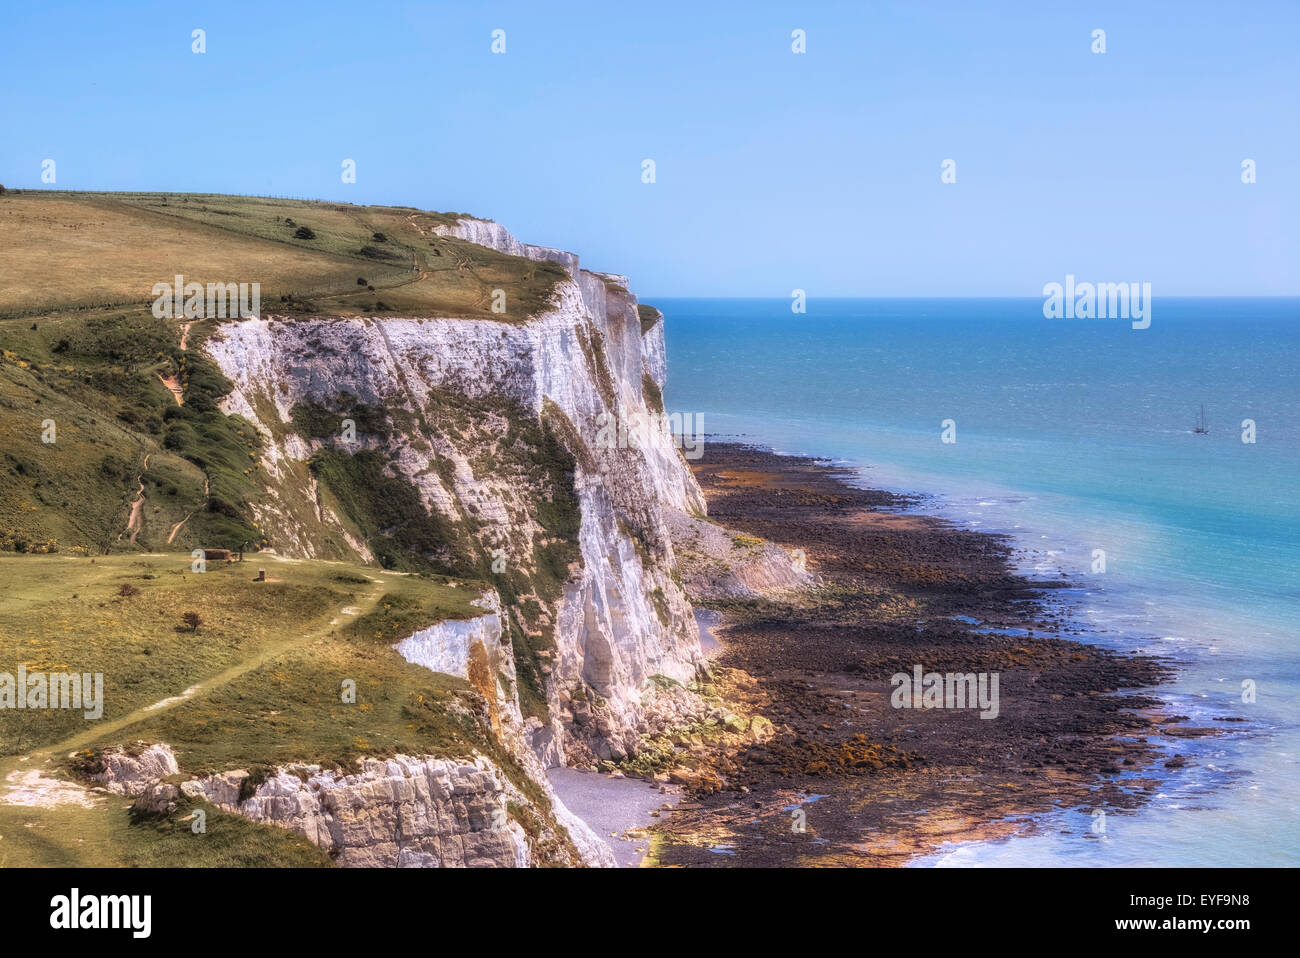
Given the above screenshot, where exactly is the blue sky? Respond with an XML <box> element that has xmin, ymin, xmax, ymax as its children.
<box><xmin>2</xmin><ymin>0</ymin><xmax>1296</xmax><ymax>296</ymax></box>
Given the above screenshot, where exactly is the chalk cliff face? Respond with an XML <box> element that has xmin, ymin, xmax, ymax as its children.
<box><xmin>204</xmin><ymin>217</ymin><xmax>708</xmax><ymax>776</ymax></box>
<box><xmin>123</xmin><ymin>744</ymin><xmax>616</xmax><ymax>868</ymax></box>
<box><xmin>188</xmin><ymin>754</ymin><xmax>617</xmax><ymax>868</ymax></box>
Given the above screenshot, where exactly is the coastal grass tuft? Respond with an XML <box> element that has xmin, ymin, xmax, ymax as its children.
<box><xmin>642</xmin><ymin>372</ymin><xmax>664</xmax><ymax>414</ymax></box>
<box><xmin>637</xmin><ymin>304</ymin><xmax>662</xmax><ymax>335</ymax></box>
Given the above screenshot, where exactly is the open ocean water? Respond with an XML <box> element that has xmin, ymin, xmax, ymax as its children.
<box><xmin>659</xmin><ymin>296</ymin><xmax>1300</xmax><ymax>867</ymax></box>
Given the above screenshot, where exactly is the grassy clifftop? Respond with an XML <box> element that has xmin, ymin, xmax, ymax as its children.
<box><xmin>0</xmin><ymin>553</ymin><xmax>493</xmax><ymax>868</ymax></box>
<box><xmin>0</xmin><ymin>190</ymin><xmax>567</xmax><ymax>558</ymax></box>
<box><xmin>0</xmin><ymin>553</ymin><xmax>482</xmax><ymax>760</ymax></box>
<box><xmin>0</xmin><ymin>190</ymin><xmax>565</xmax><ymax>320</ymax></box>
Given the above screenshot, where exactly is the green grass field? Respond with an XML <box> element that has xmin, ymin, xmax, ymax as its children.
<box><xmin>0</xmin><ymin>553</ymin><xmax>498</xmax><ymax>867</ymax></box>
<box><xmin>0</xmin><ymin>553</ymin><xmax>481</xmax><ymax>758</ymax></box>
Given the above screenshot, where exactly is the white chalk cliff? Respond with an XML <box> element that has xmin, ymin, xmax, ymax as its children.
<box><xmin>194</xmin><ymin>216</ymin><xmax>712</xmax><ymax>865</ymax></box>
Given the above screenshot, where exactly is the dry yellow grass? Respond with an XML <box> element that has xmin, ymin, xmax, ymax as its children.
<box><xmin>0</xmin><ymin>191</ymin><xmax>567</xmax><ymax>322</ymax></box>
<box><xmin>0</xmin><ymin>194</ymin><xmax>357</xmax><ymax>316</ymax></box>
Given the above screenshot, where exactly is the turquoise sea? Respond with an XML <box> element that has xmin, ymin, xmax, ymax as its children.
<box><xmin>659</xmin><ymin>297</ymin><xmax>1300</xmax><ymax>867</ymax></box>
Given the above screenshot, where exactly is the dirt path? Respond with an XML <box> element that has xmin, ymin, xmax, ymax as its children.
<box><xmin>166</xmin><ymin>479</ymin><xmax>207</xmax><ymax>544</ymax></box>
<box><xmin>153</xmin><ymin>322</ymin><xmax>201</xmax><ymax>538</ymax></box>
<box><xmin>405</xmin><ymin>211</ymin><xmax>473</xmax><ymax>280</ymax></box>
<box><xmin>406</xmin><ymin>211</ymin><xmax>433</xmax><ymax>240</ymax></box>
<box><xmin>0</xmin><ymin>578</ymin><xmax>388</xmax><ymax>804</ymax></box>
<box><xmin>165</xmin><ymin>513</ymin><xmax>191</xmax><ymax>544</ymax></box>
<box><xmin>154</xmin><ymin>322</ymin><xmax>195</xmax><ymax>407</ymax></box>
<box><xmin>157</xmin><ymin>372</ymin><xmax>183</xmax><ymax>405</ymax></box>
<box><xmin>57</xmin><ymin>579</ymin><xmax>385</xmax><ymax>755</ymax></box>
<box><xmin>118</xmin><ymin>454</ymin><xmax>150</xmax><ymax>543</ymax></box>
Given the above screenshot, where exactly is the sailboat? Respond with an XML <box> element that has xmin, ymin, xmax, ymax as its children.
<box><xmin>1193</xmin><ymin>403</ymin><xmax>1209</xmax><ymax>435</ymax></box>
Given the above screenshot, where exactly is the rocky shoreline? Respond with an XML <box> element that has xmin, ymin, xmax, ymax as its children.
<box><xmin>650</xmin><ymin>443</ymin><xmax>1215</xmax><ymax>866</ymax></box>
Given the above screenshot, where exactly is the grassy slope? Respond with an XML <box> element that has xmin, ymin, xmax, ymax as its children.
<box><xmin>79</xmin><ymin>571</ymin><xmax>487</xmax><ymax>777</ymax></box>
<box><xmin>0</xmin><ymin>191</ymin><xmax>565</xmax><ymax>321</ymax></box>
<box><xmin>0</xmin><ymin>799</ymin><xmax>335</xmax><ymax>868</ymax></box>
<box><xmin>0</xmin><ymin>315</ymin><xmax>260</xmax><ymax>554</ymax></box>
<box><xmin>0</xmin><ymin>553</ymin><xmax>481</xmax><ymax>759</ymax></box>
<box><xmin>0</xmin><ymin>553</ymin><xmax>492</xmax><ymax>867</ymax></box>
<box><xmin>0</xmin><ymin>189</ymin><xmax>566</xmax><ymax>557</ymax></box>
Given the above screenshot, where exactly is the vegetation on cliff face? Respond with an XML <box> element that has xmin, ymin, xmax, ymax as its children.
<box><xmin>575</xmin><ymin>324</ymin><xmax>619</xmax><ymax>410</ymax></box>
<box><xmin>0</xmin><ymin>191</ymin><xmax>574</xmax><ymax>557</ymax></box>
<box><xmin>0</xmin><ymin>308</ymin><xmax>261</xmax><ymax>553</ymax></box>
<box><xmin>283</xmin><ymin>386</ymin><xmax>584</xmax><ymax>722</ymax></box>
<box><xmin>289</xmin><ymin>397</ymin><xmax>390</xmax><ymax>441</ymax></box>
<box><xmin>638</xmin><ymin>303</ymin><xmax>662</xmax><ymax>336</ymax></box>
<box><xmin>309</xmin><ymin>447</ymin><xmax>471</xmax><ymax>573</ymax></box>
<box><xmin>642</xmin><ymin>372</ymin><xmax>665</xmax><ymax>414</ymax></box>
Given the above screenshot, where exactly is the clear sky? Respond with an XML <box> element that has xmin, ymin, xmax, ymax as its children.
<box><xmin>2</xmin><ymin>0</ymin><xmax>1296</xmax><ymax>296</ymax></box>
